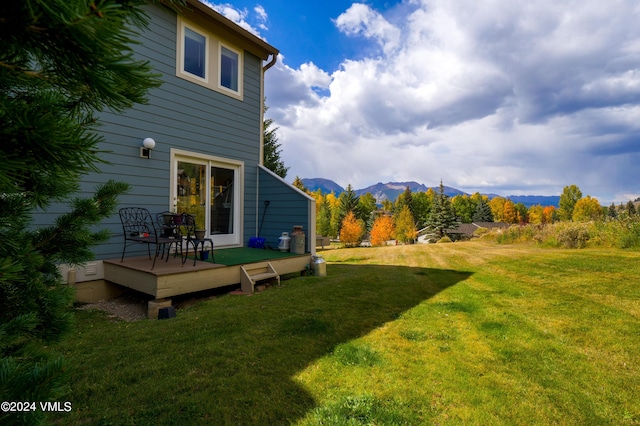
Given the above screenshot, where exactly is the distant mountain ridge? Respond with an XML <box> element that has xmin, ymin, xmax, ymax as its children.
<box><xmin>356</xmin><ymin>181</ymin><xmax>466</xmax><ymax>204</ymax></box>
<box><xmin>300</xmin><ymin>178</ymin><xmax>560</xmax><ymax>207</ymax></box>
<box><xmin>301</xmin><ymin>178</ymin><xmax>345</xmax><ymax>195</ymax></box>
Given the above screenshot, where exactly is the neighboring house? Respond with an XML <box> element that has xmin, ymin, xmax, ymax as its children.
<box><xmin>446</xmin><ymin>222</ymin><xmax>511</xmax><ymax>240</ymax></box>
<box><xmin>33</xmin><ymin>0</ymin><xmax>315</xmax><ymax>287</ymax></box>
<box><xmin>417</xmin><ymin>222</ymin><xmax>510</xmax><ymax>243</ymax></box>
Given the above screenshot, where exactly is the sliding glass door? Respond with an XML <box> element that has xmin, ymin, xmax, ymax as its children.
<box><xmin>176</xmin><ymin>160</ymin><xmax>207</xmax><ymax>229</ymax></box>
<box><xmin>210</xmin><ymin>166</ymin><xmax>234</xmax><ymax>235</ymax></box>
<box><xmin>173</xmin><ymin>151</ymin><xmax>242</xmax><ymax>247</ymax></box>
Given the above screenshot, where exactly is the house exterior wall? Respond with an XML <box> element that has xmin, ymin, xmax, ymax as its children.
<box><xmin>257</xmin><ymin>166</ymin><xmax>316</xmax><ymax>254</ymax></box>
<box><xmin>32</xmin><ymin>3</ymin><xmax>263</xmax><ymax>260</ymax></box>
<box><xmin>30</xmin><ymin>2</ymin><xmax>315</xmax><ymax>290</ymax></box>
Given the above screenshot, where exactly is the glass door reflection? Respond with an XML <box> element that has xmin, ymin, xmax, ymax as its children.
<box><xmin>210</xmin><ymin>166</ymin><xmax>234</xmax><ymax>235</ymax></box>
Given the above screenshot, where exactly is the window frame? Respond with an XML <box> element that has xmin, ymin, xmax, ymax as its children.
<box><xmin>171</xmin><ymin>149</ymin><xmax>244</xmax><ymax>248</ymax></box>
<box><xmin>177</xmin><ymin>21</ymin><xmax>210</xmax><ymax>85</ymax></box>
<box><xmin>182</xmin><ymin>26</ymin><xmax>208</xmax><ymax>80</ymax></box>
<box><xmin>176</xmin><ymin>16</ymin><xmax>243</xmax><ymax>100</ymax></box>
<box><xmin>218</xmin><ymin>42</ymin><xmax>242</xmax><ymax>95</ymax></box>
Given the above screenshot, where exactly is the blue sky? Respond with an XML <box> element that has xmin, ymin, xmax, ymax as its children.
<box><xmin>204</xmin><ymin>1</ymin><xmax>640</xmax><ymax>204</ymax></box>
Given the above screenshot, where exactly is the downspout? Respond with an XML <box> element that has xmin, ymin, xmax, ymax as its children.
<box><xmin>256</xmin><ymin>167</ymin><xmax>260</xmax><ymax>237</ymax></box>
<box><xmin>258</xmin><ymin>52</ymin><xmax>278</xmax><ymax>236</ymax></box>
<box><xmin>263</xmin><ymin>52</ymin><xmax>278</xmax><ymax>72</ymax></box>
<box><xmin>259</xmin><ymin>52</ymin><xmax>278</xmax><ymax>168</ymax></box>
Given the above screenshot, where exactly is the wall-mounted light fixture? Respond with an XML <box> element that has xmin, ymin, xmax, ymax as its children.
<box><xmin>140</xmin><ymin>137</ymin><xmax>156</xmax><ymax>159</ymax></box>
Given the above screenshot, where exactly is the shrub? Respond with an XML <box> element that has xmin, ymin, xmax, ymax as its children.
<box><xmin>557</xmin><ymin>223</ymin><xmax>591</xmax><ymax>248</ymax></box>
<box><xmin>436</xmin><ymin>236</ymin><xmax>453</xmax><ymax>243</ymax></box>
<box><xmin>473</xmin><ymin>227</ymin><xmax>490</xmax><ymax>237</ymax></box>
<box><xmin>487</xmin><ymin>216</ymin><xmax>640</xmax><ymax>249</ymax></box>
<box><xmin>496</xmin><ymin>225</ymin><xmax>537</xmax><ymax>245</ymax></box>
<box><xmin>615</xmin><ymin>215</ymin><xmax>640</xmax><ymax>248</ymax></box>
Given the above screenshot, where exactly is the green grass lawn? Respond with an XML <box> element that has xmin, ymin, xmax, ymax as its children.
<box><xmin>51</xmin><ymin>242</ymin><xmax>640</xmax><ymax>425</ymax></box>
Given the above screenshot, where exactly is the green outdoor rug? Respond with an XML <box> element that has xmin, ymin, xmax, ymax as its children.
<box><xmin>192</xmin><ymin>247</ymin><xmax>302</xmax><ymax>266</ymax></box>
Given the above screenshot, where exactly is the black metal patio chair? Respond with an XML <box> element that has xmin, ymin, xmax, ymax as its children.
<box><xmin>181</xmin><ymin>213</ymin><xmax>215</xmax><ymax>266</ymax></box>
<box><xmin>119</xmin><ymin>207</ymin><xmax>183</xmax><ymax>269</ymax></box>
<box><xmin>155</xmin><ymin>211</ymin><xmax>184</xmax><ymax>261</ymax></box>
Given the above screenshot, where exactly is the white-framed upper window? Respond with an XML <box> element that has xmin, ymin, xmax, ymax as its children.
<box><xmin>183</xmin><ymin>27</ymin><xmax>207</xmax><ymax>79</ymax></box>
<box><xmin>219</xmin><ymin>44</ymin><xmax>240</xmax><ymax>93</ymax></box>
<box><xmin>176</xmin><ymin>17</ymin><xmax>243</xmax><ymax>100</ymax></box>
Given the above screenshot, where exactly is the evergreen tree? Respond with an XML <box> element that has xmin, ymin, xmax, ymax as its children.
<box><xmin>263</xmin><ymin>103</ymin><xmax>289</xmax><ymax>178</ymax></box>
<box><xmin>0</xmin><ymin>0</ymin><xmax>170</xmax><ymax>422</ymax></box>
<box><xmin>473</xmin><ymin>198</ymin><xmax>494</xmax><ymax>222</ymax></box>
<box><xmin>339</xmin><ymin>184</ymin><xmax>359</xmax><ymax>214</ymax></box>
<box><xmin>292</xmin><ymin>176</ymin><xmax>307</xmax><ymax>192</ymax></box>
<box><xmin>626</xmin><ymin>200</ymin><xmax>637</xmax><ymax>216</ymax></box>
<box><xmin>425</xmin><ymin>181</ymin><xmax>457</xmax><ymax>238</ymax></box>
<box><xmin>608</xmin><ymin>202</ymin><xmax>618</xmax><ymax>219</ymax></box>
<box><xmin>337</xmin><ymin>184</ymin><xmax>359</xmax><ymax>233</ymax></box>
<box><xmin>395</xmin><ymin>186</ymin><xmax>414</xmax><ymax>220</ymax></box>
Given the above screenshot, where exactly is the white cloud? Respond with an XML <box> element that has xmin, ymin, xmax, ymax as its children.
<box><xmin>201</xmin><ymin>2</ymin><xmax>264</xmax><ymax>37</ymax></box>
<box><xmin>334</xmin><ymin>3</ymin><xmax>401</xmax><ymax>55</ymax></box>
<box><xmin>254</xmin><ymin>5</ymin><xmax>268</xmax><ymax>31</ymax></box>
<box><xmin>254</xmin><ymin>5</ymin><xmax>268</xmax><ymax>22</ymax></box>
<box><xmin>264</xmin><ymin>0</ymin><xmax>640</xmax><ymax>203</ymax></box>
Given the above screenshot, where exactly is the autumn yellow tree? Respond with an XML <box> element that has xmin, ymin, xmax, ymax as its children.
<box><xmin>503</xmin><ymin>199</ymin><xmax>518</xmax><ymax>224</ymax></box>
<box><xmin>326</xmin><ymin>192</ymin><xmax>341</xmax><ymax>238</ymax></box>
<box><xmin>528</xmin><ymin>205</ymin><xmax>545</xmax><ymax>224</ymax></box>
<box><xmin>370</xmin><ymin>215</ymin><xmax>395</xmax><ymax>246</ymax></box>
<box><xmin>395</xmin><ymin>205</ymin><xmax>418</xmax><ymax>243</ymax></box>
<box><xmin>489</xmin><ymin>196</ymin><xmax>507</xmax><ymax>222</ymax></box>
<box><xmin>572</xmin><ymin>196</ymin><xmax>603</xmax><ymax>222</ymax></box>
<box><xmin>542</xmin><ymin>206</ymin><xmax>557</xmax><ymax>224</ymax></box>
<box><xmin>339</xmin><ymin>211</ymin><xmax>364</xmax><ymax>247</ymax></box>
<box><xmin>292</xmin><ymin>176</ymin><xmax>308</xmax><ymax>193</ymax></box>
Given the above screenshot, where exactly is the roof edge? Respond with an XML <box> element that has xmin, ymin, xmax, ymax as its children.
<box><xmin>174</xmin><ymin>0</ymin><xmax>279</xmax><ymax>60</ymax></box>
<box><xmin>258</xmin><ymin>165</ymin><xmax>316</xmax><ymax>202</ymax></box>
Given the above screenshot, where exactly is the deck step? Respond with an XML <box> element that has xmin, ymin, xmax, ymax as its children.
<box><xmin>240</xmin><ymin>261</ymin><xmax>280</xmax><ymax>293</ymax></box>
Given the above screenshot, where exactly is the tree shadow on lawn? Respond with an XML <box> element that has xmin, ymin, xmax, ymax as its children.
<box><xmin>60</xmin><ymin>264</ymin><xmax>472</xmax><ymax>425</ymax></box>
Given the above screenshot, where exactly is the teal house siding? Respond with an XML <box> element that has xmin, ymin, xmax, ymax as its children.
<box><xmin>257</xmin><ymin>166</ymin><xmax>316</xmax><ymax>253</ymax></box>
<box><xmin>88</xmin><ymin>4</ymin><xmax>261</xmax><ymax>259</ymax></box>
<box><xmin>30</xmin><ymin>1</ymin><xmax>306</xmax><ymax>266</ymax></box>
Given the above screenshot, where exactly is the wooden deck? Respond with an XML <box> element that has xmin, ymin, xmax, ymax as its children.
<box><xmin>103</xmin><ymin>249</ymin><xmax>311</xmax><ymax>300</ymax></box>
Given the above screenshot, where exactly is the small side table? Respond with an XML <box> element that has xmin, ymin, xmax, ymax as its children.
<box><xmin>185</xmin><ymin>237</ymin><xmax>215</xmax><ymax>266</ymax></box>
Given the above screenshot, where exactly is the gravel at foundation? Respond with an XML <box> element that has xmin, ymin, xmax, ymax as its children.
<box><xmin>76</xmin><ymin>286</ymin><xmax>236</xmax><ymax>321</ymax></box>
<box><xmin>77</xmin><ymin>293</ymin><xmax>148</xmax><ymax>321</ymax></box>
